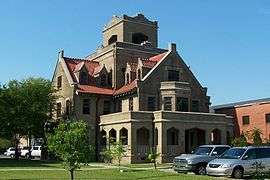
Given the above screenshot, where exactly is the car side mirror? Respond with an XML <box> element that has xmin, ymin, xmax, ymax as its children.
<box><xmin>211</xmin><ymin>151</ymin><xmax>218</xmax><ymax>156</ymax></box>
<box><xmin>191</xmin><ymin>150</ymin><xmax>194</xmax><ymax>154</ymax></box>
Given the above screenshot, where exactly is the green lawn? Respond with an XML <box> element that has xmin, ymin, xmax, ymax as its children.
<box><xmin>0</xmin><ymin>159</ymin><xmax>213</xmax><ymax>180</ymax></box>
<box><xmin>0</xmin><ymin>169</ymin><xmax>213</xmax><ymax>180</ymax></box>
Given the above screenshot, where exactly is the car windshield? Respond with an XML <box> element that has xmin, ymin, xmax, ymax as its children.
<box><xmin>193</xmin><ymin>147</ymin><xmax>213</xmax><ymax>155</ymax></box>
<box><xmin>220</xmin><ymin>148</ymin><xmax>246</xmax><ymax>159</ymax></box>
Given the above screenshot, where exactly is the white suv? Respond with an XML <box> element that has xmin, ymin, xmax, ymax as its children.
<box><xmin>207</xmin><ymin>146</ymin><xmax>270</xmax><ymax>178</ymax></box>
<box><xmin>30</xmin><ymin>146</ymin><xmax>42</xmax><ymax>158</ymax></box>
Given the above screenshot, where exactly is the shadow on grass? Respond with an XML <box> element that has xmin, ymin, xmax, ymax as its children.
<box><xmin>0</xmin><ymin>158</ymin><xmax>60</xmax><ymax>168</ymax></box>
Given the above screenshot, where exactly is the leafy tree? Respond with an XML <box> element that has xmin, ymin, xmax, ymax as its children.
<box><xmin>0</xmin><ymin>137</ymin><xmax>12</xmax><ymax>154</ymax></box>
<box><xmin>110</xmin><ymin>142</ymin><xmax>126</xmax><ymax>170</ymax></box>
<box><xmin>147</xmin><ymin>148</ymin><xmax>160</xmax><ymax>169</ymax></box>
<box><xmin>250</xmin><ymin>128</ymin><xmax>263</xmax><ymax>146</ymax></box>
<box><xmin>100</xmin><ymin>148</ymin><xmax>113</xmax><ymax>164</ymax></box>
<box><xmin>47</xmin><ymin>121</ymin><xmax>93</xmax><ymax>180</ymax></box>
<box><xmin>231</xmin><ymin>133</ymin><xmax>248</xmax><ymax>147</ymax></box>
<box><xmin>0</xmin><ymin>78</ymin><xmax>56</xmax><ymax>159</ymax></box>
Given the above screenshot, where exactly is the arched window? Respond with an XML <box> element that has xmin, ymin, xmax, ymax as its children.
<box><xmin>167</xmin><ymin>127</ymin><xmax>179</xmax><ymax>145</ymax></box>
<box><xmin>108</xmin><ymin>35</ymin><xmax>117</xmax><ymax>45</ymax></box>
<box><xmin>80</xmin><ymin>71</ymin><xmax>88</xmax><ymax>85</ymax></box>
<box><xmin>120</xmin><ymin>128</ymin><xmax>128</xmax><ymax>145</ymax></box>
<box><xmin>132</xmin><ymin>33</ymin><xmax>148</xmax><ymax>44</ymax></box>
<box><xmin>126</xmin><ymin>73</ymin><xmax>130</xmax><ymax>84</ymax></box>
<box><xmin>109</xmin><ymin>129</ymin><xmax>117</xmax><ymax>143</ymax></box>
<box><xmin>137</xmin><ymin>69</ymin><xmax>141</xmax><ymax>80</ymax></box>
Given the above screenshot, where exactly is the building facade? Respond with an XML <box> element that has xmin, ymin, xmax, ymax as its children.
<box><xmin>212</xmin><ymin>98</ymin><xmax>270</xmax><ymax>142</ymax></box>
<box><xmin>52</xmin><ymin>14</ymin><xmax>233</xmax><ymax>163</ymax></box>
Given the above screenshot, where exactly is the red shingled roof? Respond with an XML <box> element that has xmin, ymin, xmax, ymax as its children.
<box><xmin>149</xmin><ymin>52</ymin><xmax>167</xmax><ymax>62</ymax></box>
<box><xmin>63</xmin><ymin>51</ymin><xmax>167</xmax><ymax>96</ymax></box>
<box><xmin>77</xmin><ymin>85</ymin><xmax>114</xmax><ymax>95</ymax></box>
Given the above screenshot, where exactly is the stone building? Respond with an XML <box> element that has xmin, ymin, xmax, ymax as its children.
<box><xmin>212</xmin><ymin>98</ymin><xmax>270</xmax><ymax>142</ymax></box>
<box><xmin>52</xmin><ymin>14</ymin><xmax>233</xmax><ymax>163</ymax></box>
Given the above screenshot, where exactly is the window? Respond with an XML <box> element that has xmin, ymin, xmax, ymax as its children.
<box><xmin>79</xmin><ymin>71</ymin><xmax>88</xmax><ymax>85</ymax></box>
<box><xmin>256</xmin><ymin>148</ymin><xmax>270</xmax><ymax>159</ymax></box>
<box><xmin>82</xmin><ymin>99</ymin><xmax>90</xmax><ymax>114</ymax></box>
<box><xmin>108</xmin><ymin>35</ymin><xmax>117</xmax><ymax>45</ymax></box>
<box><xmin>176</xmin><ymin>97</ymin><xmax>189</xmax><ymax>112</ymax></box>
<box><xmin>56</xmin><ymin>103</ymin><xmax>61</xmax><ymax>117</ymax></box>
<box><xmin>66</xmin><ymin>100</ymin><xmax>70</xmax><ymax>116</ymax></box>
<box><xmin>168</xmin><ymin>70</ymin><xmax>179</xmax><ymax>81</ymax></box>
<box><xmin>242</xmin><ymin>116</ymin><xmax>250</xmax><ymax>125</ymax></box>
<box><xmin>266</xmin><ymin>113</ymin><xmax>270</xmax><ymax>123</ymax></box>
<box><xmin>164</xmin><ymin>97</ymin><xmax>172</xmax><ymax>111</ymax></box>
<box><xmin>126</xmin><ymin>73</ymin><xmax>130</xmax><ymax>84</ymax></box>
<box><xmin>137</xmin><ymin>69</ymin><xmax>142</xmax><ymax>80</ymax></box>
<box><xmin>100</xmin><ymin>74</ymin><xmax>106</xmax><ymax>86</ymax></box>
<box><xmin>191</xmin><ymin>100</ymin><xmax>199</xmax><ymax>112</ymax></box>
<box><xmin>243</xmin><ymin>149</ymin><xmax>257</xmax><ymax>160</ymax></box>
<box><xmin>132</xmin><ymin>33</ymin><xmax>148</xmax><ymax>44</ymax></box>
<box><xmin>147</xmin><ymin>97</ymin><xmax>156</xmax><ymax>111</ymax></box>
<box><xmin>57</xmin><ymin>76</ymin><xmax>62</xmax><ymax>89</ymax></box>
<box><xmin>129</xmin><ymin>97</ymin><xmax>133</xmax><ymax>111</ymax></box>
<box><xmin>212</xmin><ymin>147</ymin><xmax>230</xmax><ymax>156</ymax></box>
<box><xmin>103</xmin><ymin>100</ymin><xmax>110</xmax><ymax>115</ymax></box>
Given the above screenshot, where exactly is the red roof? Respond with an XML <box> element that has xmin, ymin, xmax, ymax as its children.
<box><xmin>114</xmin><ymin>80</ymin><xmax>137</xmax><ymax>96</ymax></box>
<box><xmin>77</xmin><ymin>85</ymin><xmax>114</xmax><ymax>95</ymax></box>
<box><xmin>149</xmin><ymin>52</ymin><xmax>167</xmax><ymax>62</ymax></box>
<box><xmin>63</xmin><ymin>52</ymin><xmax>168</xmax><ymax>96</ymax></box>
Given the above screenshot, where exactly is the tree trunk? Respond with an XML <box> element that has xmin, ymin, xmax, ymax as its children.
<box><xmin>14</xmin><ymin>138</ymin><xmax>20</xmax><ymax>160</ymax></box>
<box><xmin>154</xmin><ymin>161</ymin><xmax>157</xmax><ymax>169</ymax></box>
<box><xmin>69</xmin><ymin>170</ymin><xmax>74</xmax><ymax>180</ymax></box>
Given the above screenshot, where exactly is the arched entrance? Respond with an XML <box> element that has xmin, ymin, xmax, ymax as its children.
<box><xmin>136</xmin><ymin>127</ymin><xmax>150</xmax><ymax>160</ymax></box>
<box><xmin>185</xmin><ymin>128</ymin><xmax>205</xmax><ymax>153</ymax></box>
<box><xmin>211</xmin><ymin>129</ymin><xmax>221</xmax><ymax>145</ymax></box>
<box><xmin>120</xmin><ymin>128</ymin><xmax>128</xmax><ymax>145</ymax></box>
<box><xmin>109</xmin><ymin>128</ymin><xmax>116</xmax><ymax>144</ymax></box>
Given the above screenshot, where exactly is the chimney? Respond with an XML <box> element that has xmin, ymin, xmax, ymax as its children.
<box><xmin>168</xmin><ymin>43</ymin><xmax>176</xmax><ymax>52</ymax></box>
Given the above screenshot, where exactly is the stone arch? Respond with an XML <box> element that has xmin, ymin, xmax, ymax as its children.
<box><xmin>185</xmin><ymin>128</ymin><xmax>206</xmax><ymax>153</ymax></box>
<box><xmin>211</xmin><ymin>129</ymin><xmax>221</xmax><ymax>145</ymax></box>
<box><xmin>132</xmin><ymin>33</ymin><xmax>148</xmax><ymax>44</ymax></box>
<box><xmin>100</xmin><ymin>130</ymin><xmax>107</xmax><ymax>146</ymax></box>
<box><xmin>120</xmin><ymin>128</ymin><xmax>128</xmax><ymax>145</ymax></box>
<box><xmin>167</xmin><ymin>127</ymin><xmax>179</xmax><ymax>145</ymax></box>
<box><xmin>109</xmin><ymin>128</ymin><xmax>117</xmax><ymax>143</ymax></box>
<box><xmin>136</xmin><ymin>127</ymin><xmax>149</xmax><ymax>145</ymax></box>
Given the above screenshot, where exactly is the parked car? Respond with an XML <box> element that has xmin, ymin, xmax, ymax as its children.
<box><xmin>206</xmin><ymin>146</ymin><xmax>270</xmax><ymax>179</ymax></box>
<box><xmin>173</xmin><ymin>145</ymin><xmax>230</xmax><ymax>175</ymax></box>
<box><xmin>4</xmin><ymin>147</ymin><xmax>21</xmax><ymax>158</ymax></box>
<box><xmin>20</xmin><ymin>147</ymin><xmax>30</xmax><ymax>158</ymax></box>
<box><xmin>29</xmin><ymin>146</ymin><xmax>42</xmax><ymax>158</ymax></box>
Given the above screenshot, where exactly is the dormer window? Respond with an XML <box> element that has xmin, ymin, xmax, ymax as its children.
<box><xmin>126</xmin><ymin>73</ymin><xmax>130</xmax><ymax>84</ymax></box>
<box><xmin>79</xmin><ymin>71</ymin><xmax>88</xmax><ymax>85</ymax></box>
<box><xmin>137</xmin><ymin>69</ymin><xmax>141</xmax><ymax>80</ymax></box>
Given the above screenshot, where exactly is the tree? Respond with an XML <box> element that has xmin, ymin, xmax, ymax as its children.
<box><xmin>250</xmin><ymin>128</ymin><xmax>262</xmax><ymax>146</ymax></box>
<box><xmin>147</xmin><ymin>148</ymin><xmax>160</xmax><ymax>169</ymax></box>
<box><xmin>110</xmin><ymin>142</ymin><xmax>126</xmax><ymax>170</ymax></box>
<box><xmin>47</xmin><ymin>121</ymin><xmax>93</xmax><ymax>180</ymax></box>
<box><xmin>0</xmin><ymin>78</ymin><xmax>56</xmax><ymax>159</ymax></box>
<box><xmin>231</xmin><ymin>133</ymin><xmax>248</xmax><ymax>147</ymax></box>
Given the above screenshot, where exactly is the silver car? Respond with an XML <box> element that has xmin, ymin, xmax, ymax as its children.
<box><xmin>206</xmin><ymin>146</ymin><xmax>270</xmax><ymax>178</ymax></box>
<box><xmin>173</xmin><ymin>145</ymin><xmax>230</xmax><ymax>175</ymax></box>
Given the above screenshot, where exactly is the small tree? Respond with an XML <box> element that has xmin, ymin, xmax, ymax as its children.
<box><xmin>110</xmin><ymin>142</ymin><xmax>126</xmax><ymax>170</ymax></box>
<box><xmin>147</xmin><ymin>148</ymin><xmax>160</xmax><ymax>169</ymax></box>
<box><xmin>47</xmin><ymin>121</ymin><xmax>93</xmax><ymax>180</ymax></box>
<box><xmin>100</xmin><ymin>148</ymin><xmax>113</xmax><ymax>164</ymax></box>
<box><xmin>250</xmin><ymin>128</ymin><xmax>262</xmax><ymax>146</ymax></box>
<box><xmin>231</xmin><ymin>133</ymin><xmax>248</xmax><ymax>147</ymax></box>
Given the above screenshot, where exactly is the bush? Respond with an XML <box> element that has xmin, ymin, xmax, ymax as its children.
<box><xmin>231</xmin><ymin>133</ymin><xmax>248</xmax><ymax>147</ymax></box>
<box><xmin>0</xmin><ymin>138</ymin><xmax>12</xmax><ymax>154</ymax></box>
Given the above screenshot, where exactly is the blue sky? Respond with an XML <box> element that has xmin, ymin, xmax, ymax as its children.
<box><xmin>0</xmin><ymin>0</ymin><xmax>269</xmax><ymax>105</ymax></box>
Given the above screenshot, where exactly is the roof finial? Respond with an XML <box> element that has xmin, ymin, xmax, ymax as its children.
<box><xmin>58</xmin><ymin>49</ymin><xmax>64</xmax><ymax>59</ymax></box>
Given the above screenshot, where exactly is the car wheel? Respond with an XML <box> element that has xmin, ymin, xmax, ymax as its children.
<box><xmin>10</xmin><ymin>154</ymin><xmax>14</xmax><ymax>158</ymax></box>
<box><xmin>233</xmin><ymin>168</ymin><xmax>243</xmax><ymax>179</ymax></box>
<box><xmin>25</xmin><ymin>154</ymin><xmax>30</xmax><ymax>159</ymax></box>
<box><xmin>195</xmin><ymin>164</ymin><xmax>206</xmax><ymax>175</ymax></box>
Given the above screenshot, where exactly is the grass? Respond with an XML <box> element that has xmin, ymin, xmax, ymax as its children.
<box><xmin>0</xmin><ymin>159</ymin><xmax>213</xmax><ymax>180</ymax></box>
<box><xmin>0</xmin><ymin>169</ymin><xmax>213</xmax><ymax>180</ymax></box>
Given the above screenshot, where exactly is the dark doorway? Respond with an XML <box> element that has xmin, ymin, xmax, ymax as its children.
<box><xmin>185</xmin><ymin>128</ymin><xmax>205</xmax><ymax>153</ymax></box>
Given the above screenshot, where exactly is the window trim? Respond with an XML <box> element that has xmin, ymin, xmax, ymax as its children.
<box><xmin>266</xmin><ymin>113</ymin><xmax>270</xmax><ymax>123</ymax></box>
<box><xmin>242</xmin><ymin>115</ymin><xmax>250</xmax><ymax>125</ymax></box>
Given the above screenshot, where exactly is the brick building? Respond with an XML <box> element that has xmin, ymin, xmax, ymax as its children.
<box><xmin>212</xmin><ymin>98</ymin><xmax>270</xmax><ymax>142</ymax></box>
<box><xmin>52</xmin><ymin>14</ymin><xmax>233</xmax><ymax>163</ymax></box>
